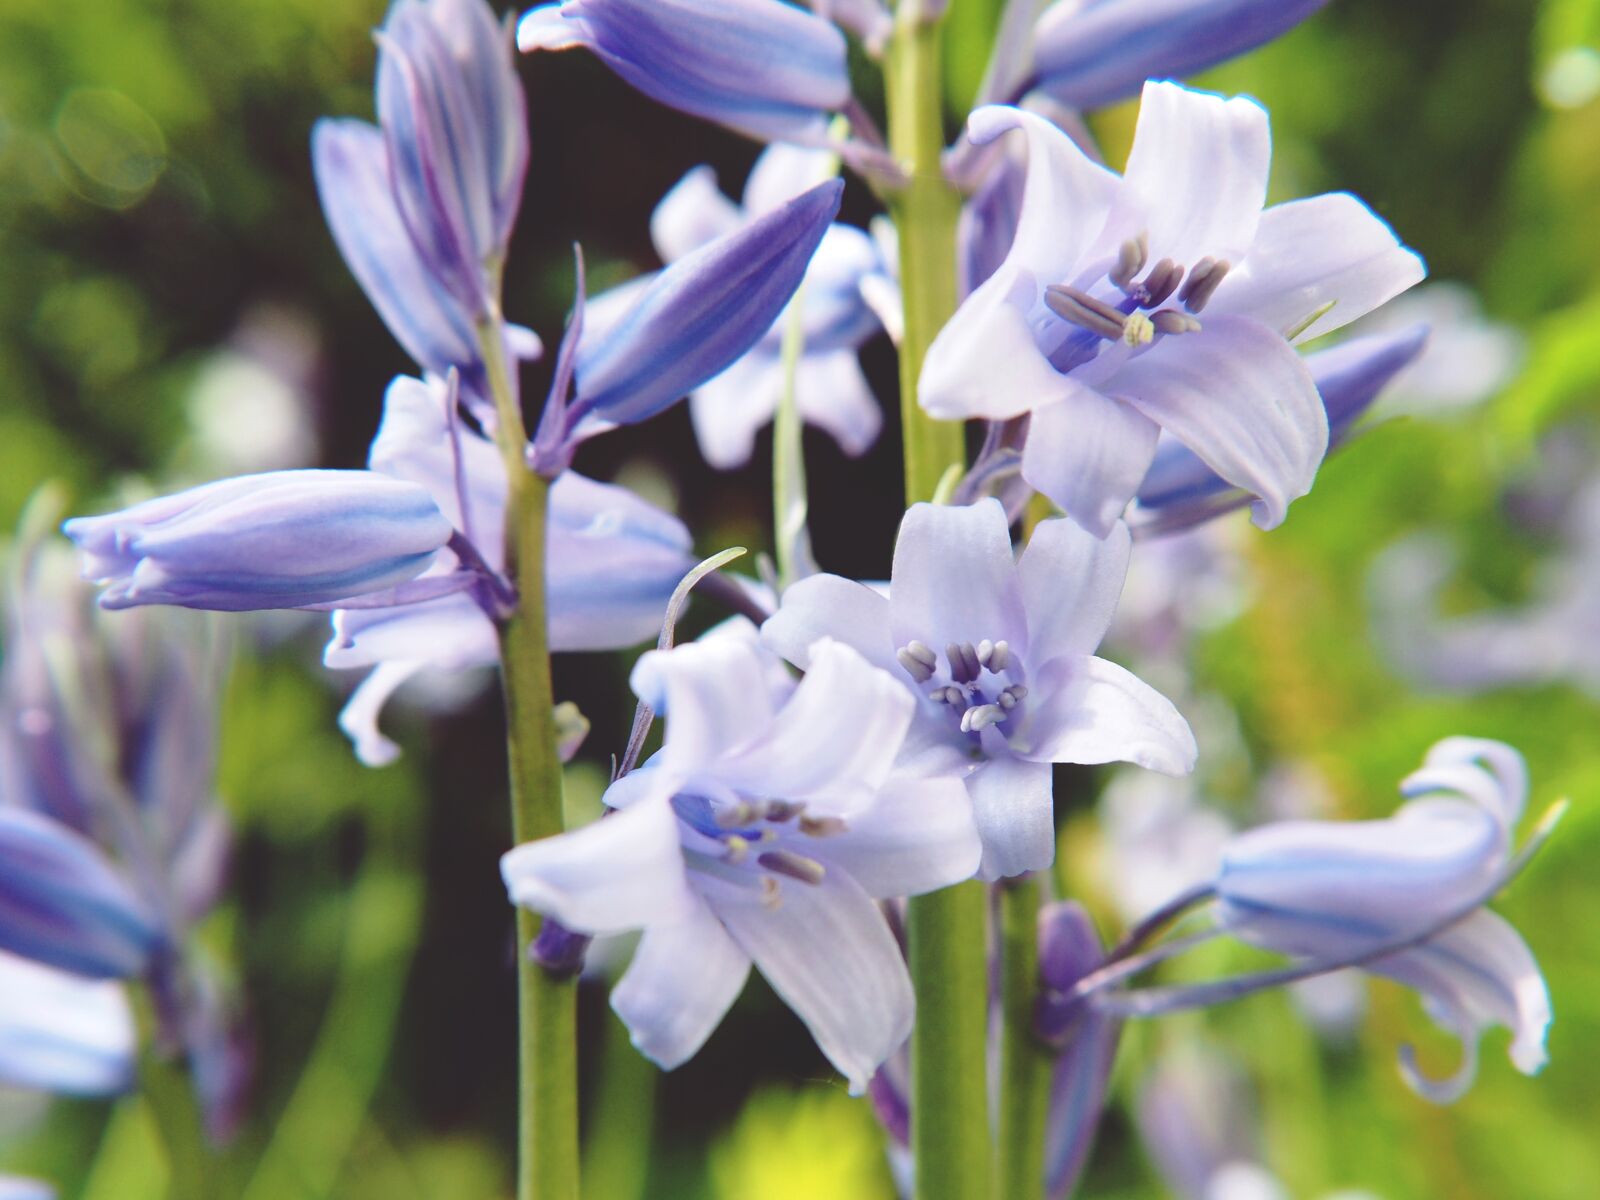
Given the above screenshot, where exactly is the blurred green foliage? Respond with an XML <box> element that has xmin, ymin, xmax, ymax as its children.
<box><xmin>1</xmin><ymin>0</ymin><xmax>1598</xmax><ymax>1197</ymax></box>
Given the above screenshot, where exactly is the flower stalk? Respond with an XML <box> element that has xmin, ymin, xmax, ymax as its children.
<box><xmin>479</xmin><ymin>317</ymin><xmax>581</xmax><ymax>1200</ymax></box>
<box><xmin>885</xmin><ymin>3</ymin><xmax>989</xmax><ymax>1197</ymax></box>
<box><xmin>998</xmin><ymin>875</ymin><xmax>1052</xmax><ymax>1200</ymax></box>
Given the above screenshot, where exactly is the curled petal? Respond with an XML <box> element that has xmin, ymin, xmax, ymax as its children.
<box><xmin>1016</xmin><ymin>655</ymin><xmax>1196</xmax><ymax>775</ymax></box>
<box><xmin>651</xmin><ymin>165</ymin><xmax>743</xmax><ymax>261</ymax></box>
<box><xmin>1021</xmin><ymin>386</ymin><xmax>1160</xmax><ymax>539</ymax></box>
<box><xmin>966</xmin><ymin>753</ymin><xmax>1055</xmax><ymax>880</ymax></box>
<box><xmin>814</xmin><ymin>773</ymin><xmax>983</xmax><ymax>896</ymax></box>
<box><xmin>761</xmin><ymin>572</ymin><xmax>894</xmax><ymax>672</ymax></box>
<box><xmin>630</xmin><ymin>638</ymin><xmax>781</xmax><ymax>772</ymax></box>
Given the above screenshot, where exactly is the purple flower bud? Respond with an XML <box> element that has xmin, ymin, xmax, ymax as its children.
<box><xmin>376</xmin><ymin>0</ymin><xmax>529</xmax><ymax>313</ymax></box>
<box><xmin>564</xmin><ymin>180</ymin><xmax>843</xmax><ymax>439</ymax></box>
<box><xmin>64</xmin><ymin>470</ymin><xmax>454</xmax><ymax>613</ymax></box>
<box><xmin>518</xmin><ymin>0</ymin><xmax>850</xmax><ymax>144</ymax></box>
<box><xmin>0</xmin><ymin>808</ymin><xmax>160</xmax><ymax>980</ymax></box>
<box><xmin>1027</xmin><ymin>0</ymin><xmax>1330</xmax><ymax>111</ymax></box>
<box><xmin>0</xmin><ymin>949</ymin><xmax>135</xmax><ymax>1097</ymax></box>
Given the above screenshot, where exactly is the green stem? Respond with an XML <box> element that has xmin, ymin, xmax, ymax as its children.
<box><xmin>479</xmin><ymin>319</ymin><xmax>581</xmax><ymax>1200</ymax></box>
<box><xmin>998</xmin><ymin>876</ymin><xmax>1052</xmax><ymax>1200</ymax></box>
<box><xmin>137</xmin><ymin>1024</ymin><xmax>214</xmax><ymax>1200</ymax></box>
<box><xmin>885</xmin><ymin>5</ymin><xmax>989</xmax><ymax>1200</ymax></box>
<box><xmin>580</xmin><ymin>1009</ymin><xmax>657</xmax><ymax>1200</ymax></box>
<box><xmin>772</xmin><ymin>281</ymin><xmax>810</xmax><ymax>591</ymax></box>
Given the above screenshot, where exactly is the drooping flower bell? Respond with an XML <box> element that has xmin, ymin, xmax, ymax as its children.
<box><xmin>0</xmin><ymin>949</ymin><xmax>136</xmax><ymax>1099</ymax></box>
<box><xmin>1215</xmin><ymin>736</ymin><xmax>1551</xmax><ymax>1101</ymax></box>
<box><xmin>920</xmin><ymin>82</ymin><xmax>1425</xmax><ymax>538</ymax></box>
<box><xmin>501</xmin><ymin>626</ymin><xmax>981</xmax><ymax>1091</ymax></box>
<box><xmin>64</xmin><ymin>470</ymin><xmax>454</xmax><ymax>612</ymax></box>
<box><xmin>517</xmin><ymin>0</ymin><xmax>852</xmax><ymax>145</ymax></box>
<box><xmin>763</xmin><ymin>498</ymin><xmax>1196</xmax><ymax>879</ymax></box>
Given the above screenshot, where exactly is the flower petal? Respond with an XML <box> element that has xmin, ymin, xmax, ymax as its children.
<box><xmin>713</xmin><ymin>868</ymin><xmax>912</xmax><ymax>1093</ymax></box>
<box><xmin>689</xmin><ymin>354</ymin><xmax>781</xmax><ymax>470</ymax></box>
<box><xmin>0</xmin><ymin>951</ymin><xmax>135</xmax><ymax>1097</ymax></box>
<box><xmin>965</xmin><ymin>753</ymin><xmax>1056</xmax><ymax>880</ymax></box>
<box><xmin>889</xmin><ymin>499</ymin><xmax>1028</xmax><ymax>660</ymax></box>
<box><xmin>651</xmin><ymin>165</ymin><xmax>744</xmax><ymax>261</ymax></box>
<box><xmin>1021</xmin><ymin>387</ymin><xmax>1161</xmax><ymax>539</ymax></box>
<box><xmin>1210</xmin><ymin>193</ymin><xmax>1425</xmax><ymax>343</ymax></box>
<box><xmin>814</xmin><ymin>773</ymin><xmax>982</xmax><ymax>896</ymax></box>
<box><xmin>761</xmin><ymin>573</ymin><xmax>894</xmax><ymax>671</ymax></box>
<box><xmin>1108</xmin><ymin>314</ymin><xmax>1327</xmax><ymax>530</ymax></box>
<box><xmin>1018</xmin><ymin>516</ymin><xmax>1131</xmax><ymax>664</ymax></box>
<box><xmin>795</xmin><ymin>348</ymin><xmax>883</xmax><ymax>457</ymax></box>
<box><xmin>336</xmin><ymin>660</ymin><xmax>425</xmax><ymax>767</ymax></box>
<box><xmin>630</xmin><ymin>638</ymin><xmax>781</xmax><ymax>771</ymax></box>
<box><xmin>1106</xmin><ymin>81</ymin><xmax>1270</xmax><ymax>267</ymax></box>
<box><xmin>611</xmin><ymin>895</ymin><xmax>751</xmax><ymax>1070</ymax></box>
<box><xmin>1017</xmin><ymin>655</ymin><xmax>1196</xmax><ymax>774</ymax></box>
<box><xmin>500</xmin><ymin>797</ymin><xmax>695</xmax><ymax>935</ymax></box>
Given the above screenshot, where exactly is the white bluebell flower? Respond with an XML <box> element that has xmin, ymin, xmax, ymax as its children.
<box><xmin>1216</xmin><ymin>736</ymin><xmax>1551</xmax><ymax>1101</ymax></box>
<box><xmin>592</xmin><ymin>145</ymin><xmax>890</xmax><ymax>469</ymax></box>
<box><xmin>0</xmin><ymin>949</ymin><xmax>135</xmax><ymax>1098</ymax></box>
<box><xmin>1024</xmin><ymin>0</ymin><xmax>1331</xmax><ymax>112</ymax></box>
<box><xmin>501</xmin><ymin>628</ymin><xmax>982</xmax><ymax>1092</ymax></box>
<box><xmin>326</xmin><ymin>374</ymin><xmax>695</xmax><ymax>765</ymax></box>
<box><xmin>518</xmin><ymin>0</ymin><xmax>851</xmax><ymax>144</ymax></box>
<box><xmin>921</xmin><ymin>82</ymin><xmax>1425</xmax><ymax>538</ymax></box>
<box><xmin>64</xmin><ymin>470</ymin><xmax>455</xmax><ymax>612</ymax></box>
<box><xmin>0</xmin><ymin>1177</ymin><xmax>55</xmax><ymax>1200</ymax></box>
<box><xmin>764</xmin><ymin>498</ymin><xmax>1196</xmax><ymax>879</ymax></box>
<box><xmin>0</xmin><ymin>808</ymin><xmax>159</xmax><ymax>980</ymax></box>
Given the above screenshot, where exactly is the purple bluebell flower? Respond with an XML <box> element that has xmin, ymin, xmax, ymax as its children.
<box><xmin>0</xmin><ymin>808</ymin><xmax>160</xmax><ymax>980</ymax></box>
<box><xmin>763</xmin><ymin>498</ymin><xmax>1196</xmax><ymax>879</ymax></box>
<box><xmin>555</xmin><ymin>180</ymin><xmax>844</xmax><ymax>451</ymax></box>
<box><xmin>597</xmin><ymin>146</ymin><xmax>890</xmax><ymax>469</ymax></box>
<box><xmin>1216</xmin><ymin>737</ymin><xmax>1550</xmax><ymax>1101</ymax></box>
<box><xmin>0</xmin><ymin>949</ymin><xmax>135</xmax><ymax>1097</ymax></box>
<box><xmin>1131</xmin><ymin>326</ymin><xmax>1428</xmax><ymax>536</ymax></box>
<box><xmin>63</xmin><ymin>470</ymin><xmax>454</xmax><ymax>612</ymax></box>
<box><xmin>376</xmin><ymin>0</ymin><xmax>529</xmax><ymax>314</ymax></box>
<box><xmin>920</xmin><ymin>83</ymin><xmax>1425</xmax><ymax>538</ymax></box>
<box><xmin>501</xmin><ymin>627</ymin><xmax>981</xmax><ymax>1091</ymax></box>
<box><xmin>325</xmin><ymin>374</ymin><xmax>695</xmax><ymax>765</ymax></box>
<box><xmin>517</xmin><ymin>0</ymin><xmax>851</xmax><ymax>144</ymax></box>
<box><xmin>1024</xmin><ymin>0</ymin><xmax>1330</xmax><ymax>112</ymax></box>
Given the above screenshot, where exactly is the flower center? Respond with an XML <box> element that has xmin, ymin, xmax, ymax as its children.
<box><xmin>896</xmin><ymin>637</ymin><xmax>1029</xmax><ymax>737</ymax></box>
<box><xmin>674</xmin><ymin>792</ymin><xmax>843</xmax><ymax>904</ymax></box>
<box><xmin>1044</xmin><ymin>232</ymin><xmax>1223</xmax><ymax>372</ymax></box>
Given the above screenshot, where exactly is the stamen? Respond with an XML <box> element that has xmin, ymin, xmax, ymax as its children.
<box><xmin>960</xmin><ymin>703</ymin><xmax>1004</xmax><ymax>733</ymax></box>
<box><xmin>1151</xmin><ymin>310</ymin><xmax>1202</xmax><ymax>335</ymax></box>
<box><xmin>946</xmin><ymin>641</ymin><xmax>982</xmax><ymax>684</ymax></box>
<box><xmin>1122</xmin><ymin>311</ymin><xmax>1155</xmax><ymax>346</ymax></box>
<box><xmin>976</xmin><ymin>639</ymin><xmax>995</xmax><ymax>668</ymax></box>
<box><xmin>761</xmin><ymin>876</ymin><xmax>782</xmax><ymax>908</ymax></box>
<box><xmin>1110</xmin><ymin>233</ymin><xmax>1149</xmax><ymax>291</ymax></box>
<box><xmin>799</xmin><ymin>815</ymin><xmax>848</xmax><ymax>838</ymax></box>
<box><xmin>997</xmin><ymin>683</ymin><xmax>1028</xmax><ymax>710</ymax></box>
<box><xmin>764</xmin><ymin>799</ymin><xmax>804</xmax><ymax>823</ymax></box>
<box><xmin>724</xmin><ymin>835</ymin><xmax>751</xmax><ymax>864</ymax></box>
<box><xmin>1178</xmin><ymin>258</ymin><xmax>1230</xmax><ymax>314</ymax></box>
<box><xmin>1140</xmin><ymin>258</ymin><xmax>1183</xmax><ymax>308</ymax></box>
<box><xmin>716</xmin><ymin>801</ymin><xmax>759</xmax><ymax>828</ymax></box>
<box><xmin>930</xmin><ymin>685</ymin><xmax>965</xmax><ymax>706</ymax></box>
<box><xmin>1044</xmin><ymin>285</ymin><xmax>1127</xmax><ymax>341</ymax></box>
<box><xmin>759</xmin><ymin>850</ymin><xmax>827</xmax><ymax>885</ymax></box>
<box><xmin>987</xmin><ymin>640</ymin><xmax>1012</xmax><ymax>672</ymax></box>
<box><xmin>896</xmin><ymin>640</ymin><xmax>938</xmax><ymax>683</ymax></box>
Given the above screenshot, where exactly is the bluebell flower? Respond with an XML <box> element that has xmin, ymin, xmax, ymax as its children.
<box><xmin>558</xmin><ymin>180</ymin><xmax>844</xmax><ymax>449</ymax></box>
<box><xmin>501</xmin><ymin>626</ymin><xmax>981</xmax><ymax>1091</ymax></box>
<box><xmin>1131</xmin><ymin>326</ymin><xmax>1429</xmax><ymax>535</ymax></box>
<box><xmin>376</xmin><ymin>0</ymin><xmax>529</xmax><ymax>314</ymax></box>
<box><xmin>591</xmin><ymin>146</ymin><xmax>889</xmax><ymax>468</ymax></box>
<box><xmin>763</xmin><ymin>498</ymin><xmax>1196</xmax><ymax>879</ymax></box>
<box><xmin>0</xmin><ymin>949</ymin><xmax>135</xmax><ymax>1097</ymax></box>
<box><xmin>1024</xmin><ymin>0</ymin><xmax>1330</xmax><ymax>112</ymax></box>
<box><xmin>0</xmin><ymin>808</ymin><xmax>160</xmax><ymax>980</ymax></box>
<box><xmin>325</xmin><ymin>374</ymin><xmax>695</xmax><ymax>765</ymax></box>
<box><xmin>517</xmin><ymin>0</ymin><xmax>851</xmax><ymax>144</ymax></box>
<box><xmin>64</xmin><ymin>470</ymin><xmax>455</xmax><ymax>612</ymax></box>
<box><xmin>920</xmin><ymin>83</ymin><xmax>1425</xmax><ymax>538</ymax></box>
<box><xmin>1215</xmin><ymin>737</ymin><xmax>1551</xmax><ymax>1101</ymax></box>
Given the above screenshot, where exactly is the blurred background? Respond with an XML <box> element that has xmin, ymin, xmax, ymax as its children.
<box><xmin>0</xmin><ymin>0</ymin><xmax>1597</xmax><ymax>1195</ymax></box>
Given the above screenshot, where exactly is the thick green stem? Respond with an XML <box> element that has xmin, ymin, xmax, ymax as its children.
<box><xmin>480</xmin><ymin>321</ymin><xmax>580</xmax><ymax>1200</ymax></box>
<box><xmin>772</xmin><ymin>282</ymin><xmax>810</xmax><ymax>591</ymax></box>
<box><xmin>136</xmin><ymin>1023</ymin><xmax>214</xmax><ymax>1200</ymax></box>
<box><xmin>998</xmin><ymin>876</ymin><xmax>1052</xmax><ymax>1200</ymax></box>
<box><xmin>885</xmin><ymin>6</ymin><xmax>990</xmax><ymax>1200</ymax></box>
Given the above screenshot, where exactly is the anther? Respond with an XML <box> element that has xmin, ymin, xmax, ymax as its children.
<box><xmin>1110</xmin><ymin>233</ymin><xmax>1149</xmax><ymax>291</ymax></box>
<box><xmin>1122</xmin><ymin>311</ymin><xmax>1155</xmax><ymax>346</ymax></box>
<box><xmin>759</xmin><ymin>850</ymin><xmax>827</xmax><ymax>885</ymax></box>
<box><xmin>897</xmin><ymin>640</ymin><xmax>938</xmax><ymax>683</ymax></box>
<box><xmin>998</xmin><ymin>684</ymin><xmax>1029</xmax><ymax>710</ymax></box>
<box><xmin>716</xmin><ymin>801</ymin><xmax>759</xmax><ymax>828</ymax></box>
<box><xmin>1044</xmin><ymin>285</ymin><xmax>1127</xmax><ymax>341</ymax></box>
<box><xmin>764</xmin><ymin>799</ymin><xmax>803</xmax><ymax>823</ymax></box>
<box><xmin>761</xmin><ymin>877</ymin><xmax>782</xmax><ymax>908</ymax></box>
<box><xmin>724</xmin><ymin>835</ymin><xmax>751</xmax><ymax>864</ymax></box>
<box><xmin>976</xmin><ymin>639</ymin><xmax>995</xmax><ymax>668</ymax></box>
<box><xmin>987</xmin><ymin>640</ymin><xmax>1012</xmax><ymax>672</ymax></box>
<box><xmin>799</xmin><ymin>815</ymin><xmax>848</xmax><ymax>838</ymax></box>
<box><xmin>960</xmin><ymin>703</ymin><xmax>1005</xmax><ymax>733</ymax></box>
<box><xmin>930</xmin><ymin>685</ymin><xmax>965</xmax><ymax>706</ymax></box>
<box><xmin>946</xmin><ymin>642</ymin><xmax>981</xmax><ymax>684</ymax></box>
<box><xmin>1151</xmin><ymin>310</ymin><xmax>1202</xmax><ymax>335</ymax></box>
<box><xmin>1141</xmin><ymin>258</ymin><xmax>1183</xmax><ymax>308</ymax></box>
<box><xmin>1178</xmin><ymin>258</ymin><xmax>1230</xmax><ymax>314</ymax></box>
